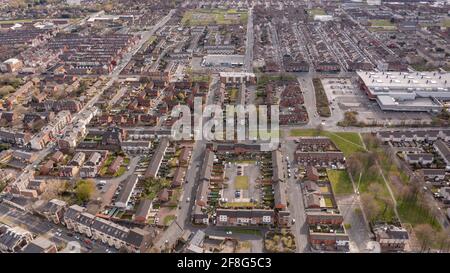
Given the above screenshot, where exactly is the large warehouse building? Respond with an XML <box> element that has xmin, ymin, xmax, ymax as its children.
<box><xmin>357</xmin><ymin>71</ymin><xmax>450</xmax><ymax>112</ymax></box>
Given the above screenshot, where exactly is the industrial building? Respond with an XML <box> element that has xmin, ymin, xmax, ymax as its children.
<box><xmin>357</xmin><ymin>71</ymin><xmax>450</xmax><ymax>112</ymax></box>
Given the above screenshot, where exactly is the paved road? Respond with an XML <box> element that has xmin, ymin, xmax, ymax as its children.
<box><xmin>282</xmin><ymin>139</ymin><xmax>309</xmax><ymax>252</ymax></box>
<box><xmin>152</xmin><ymin>74</ymin><xmax>219</xmax><ymax>252</ymax></box>
<box><xmin>0</xmin><ymin>203</ymin><xmax>116</xmax><ymax>253</ymax></box>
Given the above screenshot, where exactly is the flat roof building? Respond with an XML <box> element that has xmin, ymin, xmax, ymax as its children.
<box><xmin>357</xmin><ymin>71</ymin><xmax>450</xmax><ymax>112</ymax></box>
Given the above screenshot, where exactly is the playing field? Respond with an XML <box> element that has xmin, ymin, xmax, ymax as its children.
<box><xmin>182</xmin><ymin>9</ymin><xmax>248</xmax><ymax>26</ymax></box>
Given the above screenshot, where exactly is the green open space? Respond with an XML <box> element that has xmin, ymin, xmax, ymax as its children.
<box><xmin>290</xmin><ymin>129</ymin><xmax>365</xmax><ymax>156</ymax></box>
<box><xmin>222</xmin><ymin>202</ymin><xmax>256</xmax><ymax>208</ymax></box>
<box><xmin>308</xmin><ymin>8</ymin><xmax>326</xmax><ymax>16</ymax></box>
<box><xmin>182</xmin><ymin>9</ymin><xmax>248</xmax><ymax>26</ymax></box>
<box><xmin>327</xmin><ymin>169</ymin><xmax>354</xmax><ymax>195</ymax></box>
<box><xmin>235</xmin><ymin>176</ymin><xmax>249</xmax><ymax>190</ymax></box>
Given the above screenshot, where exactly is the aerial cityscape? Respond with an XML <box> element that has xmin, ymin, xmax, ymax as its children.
<box><xmin>0</xmin><ymin>0</ymin><xmax>449</xmax><ymax>255</ymax></box>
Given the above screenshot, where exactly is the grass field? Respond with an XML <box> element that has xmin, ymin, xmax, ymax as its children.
<box><xmin>308</xmin><ymin>8</ymin><xmax>326</xmax><ymax>16</ymax></box>
<box><xmin>229</xmin><ymin>88</ymin><xmax>238</xmax><ymax>100</ymax></box>
<box><xmin>182</xmin><ymin>9</ymin><xmax>248</xmax><ymax>26</ymax></box>
<box><xmin>397</xmin><ymin>197</ymin><xmax>441</xmax><ymax>231</ymax></box>
<box><xmin>370</xmin><ymin>19</ymin><xmax>395</xmax><ymax>27</ymax></box>
<box><xmin>369</xmin><ymin>19</ymin><xmax>397</xmax><ymax>30</ymax></box>
<box><xmin>327</xmin><ymin>169</ymin><xmax>354</xmax><ymax>195</ymax></box>
<box><xmin>443</xmin><ymin>19</ymin><xmax>450</xmax><ymax>28</ymax></box>
<box><xmin>235</xmin><ymin>176</ymin><xmax>249</xmax><ymax>190</ymax></box>
<box><xmin>222</xmin><ymin>202</ymin><xmax>256</xmax><ymax>208</ymax></box>
<box><xmin>290</xmin><ymin>129</ymin><xmax>365</xmax><ymax>156</ymax></box>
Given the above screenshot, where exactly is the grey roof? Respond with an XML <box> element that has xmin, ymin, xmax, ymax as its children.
<box><xmin>144</xmin><ymin>138</ymin><xmax>169</xmax><ymax>178</ymax></box>
<box><xmin>421</xmin><ymin>169</ymin><xmax>446</xmax><ymax>176</ymax></box>
<box><xmin>91</xmin><ymin>217</ymin><xmax>129</xmax><ymax>240</ymax></box>
<box><xmin>273</xmin><ymin>181</ymin><xmax>287</xmax><ymax>208</ymax></box>
<box><xmin>435</xmin><ymin>140</ymin><xmax>450</xmax><ymax>163</ymax></box>
<box><xmin>37</xmin><ymin>199</ymin><xmax>67</xmax><ymax>214</ymax></box>
<box><xmin>200</xmin><ymin>150</ymin><xmax>214</xmax><ymax>182</ymax></box>
<box><xmin>135</xmin><ymin>199</ymin><xmax>152</xmax><ymax>219</ymax></box>
<box><xmin>22</xmin><ymin>237</ymin><xmax>56</xmax><ymax>253</ymax></box>
<box><xmin>272</xmin><ymin>150</ymin><xmax>284</xmax><ymax>182</ymax></box>
<box><xmin>116</xmin><ymin>174</ymin><xmax>139</xmax><ymax>206</ymax></box>
<box><xmin>125</xmin><ymin>228</ymin><xmax>153</xmax><ymax>248</ymax></box>
<box><xmin>64</xmin><ymin>205</ymin><xmax>85</xmax><ymax>221</ymax></box>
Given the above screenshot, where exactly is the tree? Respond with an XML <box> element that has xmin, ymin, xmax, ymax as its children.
<box><xmin>41</xmin><ymin>180</ymin><xmax>68</xmax><ymax>201</ymax></box>
<box><xmin>414</xmin><ymin>224</ymin><xmax>434</xmax><ymax>252</ymax></box>
<box><xmin>75</xmin><ymin>179</ymin><xmax>95</xmax><ymax>203</ymax></box>
<box><xmin>361</xmin><ymin>193</ymin><xmax>381</xmax><ymax>222</ymax></box>
<box><xmin>435</xmin><ymin>229</ymin><xmax>450</xmax><ymax>253</ymax></box>
<box><xmin>0</xmin><ymin>85</ymin><xmax>15</xmax><ymax>98</ymax></box>
<box><xmin>347</xmin><ymin>154</ymin><xmax>363</xmax><ymax>178</ymax></box>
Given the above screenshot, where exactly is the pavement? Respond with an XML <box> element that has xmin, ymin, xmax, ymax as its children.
<box><xmin>281</xmin><ymin>139</ymin><xmax>309</xmax><ymax>252</ymax></box>
<box><xmin>0</xmin><ymin>203</ymin><xmax>116</xmax><ymax>253</ymax></box>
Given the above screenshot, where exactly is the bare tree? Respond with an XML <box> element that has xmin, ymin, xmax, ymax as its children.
<box><xmin>414</xmin><ymin>224</ymin><xmax>434</xmax><ymax>252</ymax></box>
<box><xmin>361</xmin><ymin>193</ymin><xmax>381</xmax><ymax>222</ymax></box>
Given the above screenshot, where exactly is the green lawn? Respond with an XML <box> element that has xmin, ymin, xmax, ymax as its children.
<box><xmin>370</xmin><ymin>19</ymin><xmax>395</xmax><ymax>27</ymax></box>
<box><xmin>443</xmin><ymin>18</ymin><xmax>450</xmax><ymax>28</ymax></box>
<box><xmin>235</xmin><ymin>176</ymin><xmax>249</xmax><ymax>190</ymax></box>
<box><xmin>182</xmin><ymin>9</ymin><xmax>247</xmax><ymax>26</ymax></box>
<box><xmin>222</xmin><ymin>202</ymin><xmax>256</xmax><ymax>208</ymax></box>
<box><xmin>327</xmin><ymin>169</ymin><xmax>354</xmax><ymax>195</ymax></box>
<box><xmin>290</xmin><ymin>129</ymin><xmax>365</xmax><ymax>156</ymax></box>
<box><xmin>308</xmin><ymin>8</ymin><xmax>326</xmax><ymax>16</ymax></box>
<box><xmin>397</xmin><ymin>197</ymin><xmax>441</xmax><ymax>231</ymax></box>
<box><xmin>225</xmin><ymin>228</ymin><xmax>262</xmax><ymax>237</ymax></box>
<box><xmin>163</xmin><ymin>215</ymin><xmax>176</xmax><ymax>226</ymax></box>
<box><xmin>229</xmin><ymin>88</ymin><xmax>238</xmax><ymax>100</ymax></box>
<box><xmin>324</xmin><ymin>197</ymin><xmax>333</xmax><ymax>207</ymax></box>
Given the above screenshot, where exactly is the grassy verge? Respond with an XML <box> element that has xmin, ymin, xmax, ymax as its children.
<box><xmin>327</xmin><ymin>169</ymin><xmax>354</xmax><ymax>195</ymax></box>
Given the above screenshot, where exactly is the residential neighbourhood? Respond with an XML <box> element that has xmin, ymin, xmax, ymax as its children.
<box><xmin>0</xmin><ymin>0</ymin><xmax>449</xmax><ymax>255</ymax></box>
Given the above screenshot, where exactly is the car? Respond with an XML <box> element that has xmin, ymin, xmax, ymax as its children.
<box><xmin>226</xmin><ymin>231</ymin><xmax>232</xmax><ymax>235</ymax></box>
<box><xmin>292</xmin><ymin>219</ymin><xmax>296</xmax><ymax>224</ymax></box>
<box><xmin>186</xmin><ymin>197</ymin><xmax>190</xmax><ymax>202</ymax></box>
